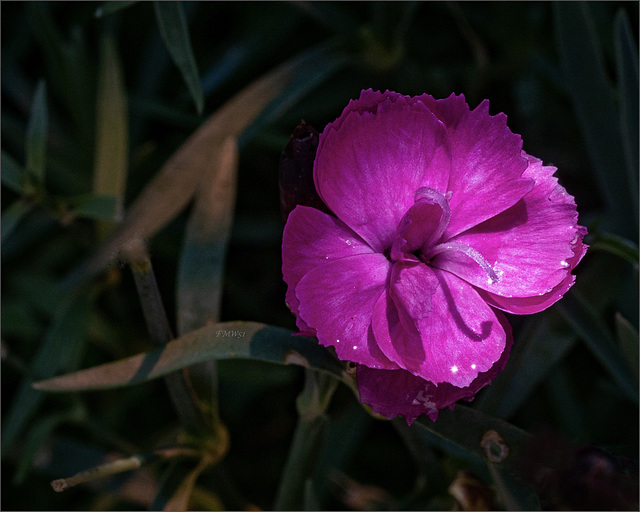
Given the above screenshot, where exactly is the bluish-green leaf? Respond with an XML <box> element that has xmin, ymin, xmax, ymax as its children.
<box><xmin>590</xmin><ymin>232</ymin><xmax>639</xmax><ymax>265</ymax></box>
<box><xmin>476</xmin><ymin>314</ymin><xmax>576</xmax><ymax>420</ymax></box>
<box><xmin>614</xmin><ymin>9</ymin><xmax>639</xmax><ymax>223</ymax></box>
<box><xmin>94</xmin><ymin>1</ymin><xmax>138</xmax><ymax>17</ymax></box>
<box><xmin>556</xmin><ymin>290</ymin><xmax>638</xmax><ymax>403</ymax></box>
<box><xmin>68</xmin><ymin>194</ymin><xmax>120</xmax><ymax>221</ymax></box>
<box><xmin>33</xmin><ymin>322</ymin><xmax>353</xmax><ymax>393</ymax></box>
<box><xmin>154</xmin><ymin>1</ymin><xmax>204</xmax><ymax>114</ymax></box>
<box><xmin>177</xmin><ymin>137</ymin><xmax>237</xmax><ymax>334</ymax></box>
<box><xmin>1</xmin><ymin>151</ymin><xmax>25</xmax><ymax>194</ymax></box>
<box><xmin>554</xmin><ymin>2</ymin><xmax>633</xmax><ymax>236</ymax></box>
<box><xmin>615</xmin><ymin>312</ymin><xmax>639</xmax><ymax>383</ymax></box>
<box><xmin>93</xmin><ymin>33</ymin><xmax>128</xmax><ymax>232</ymax></box>
<box><xmin>25</xmin><ymin>80</ymin><xmax>48</xmax><ymax>187</ymax></box>
<box><xmin>414</xmin><ymin>405</ymin><xmax>530</xmax><ymax>474</ymax></box>
<box><xmin>3</xmin><ymin>290</ymin><xmax>92</xmax><ymax>455</ymax></box>
<box><xmin>1</xmin><ymin>200</ymin><xmax>34</xmax><ymax>243</ymax></box>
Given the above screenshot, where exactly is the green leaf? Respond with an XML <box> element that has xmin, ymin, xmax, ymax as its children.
<box><xmin>154</xmin><ymin>1</ymin><xmax>204</xmax><ymax>114</ymax></box>
<box><xmin>614</xmin><ymin>9</ymin><xmax>639</xmax><ymax>222</ymax></box>
<box><xmin>94</xmin><ymin>1</ymin><xmax>138</xmax><ymax>17</ymax></box>
<box><xmin>556</xmin><ymin>290</ymin><xmax>638</xmax><ymax>404</ymax></box>
<box><xmin>14</xmin><ymin>406</ymin><xmax>84</xmax><ymax>484</ymax></box>
<box><xmin>25</xmin><ymin>80</ymin><xmax>48</xmax><ymax>188</ymax></box>
<box><xmin>590</xmin><ymin>232</ymin><xmax>639</xmax><ymax>265</ymax></box>
<box><xmin>3</xmin><ymin>290</ymin><xmax>92</xmax><ymax>455</ymax></box>
<box><xmin>177</xmin><ymin>137</ymin><xmax>237</xmax><ymax>334</ymax></box>
<box><xmin>93</xmin><ymin>34</ymin><xmax>128</xmax><ymax>231</ymax></box>
<box><xmin>1</xmin><ymin>151</ymin><xmax>25</xmax><ymax>194</ymax></box>
<box><xmin>33</xmin><ymin>322</ymin><xmax>353</xmax><ymax>393</ymax></box>
<box><xmin>65</xmin><ymin>46</ymin><xmax>328</xmax><ymax>286</ymax></box>
<box><xmin>554</xmin><ymin>3</ymin><xmax>633</xmax><ymax>236</ymax></box>
<box><xmin>615</xmin><ymin>312</ymin><xmax>639</xmax><ymax>384</ymax></box>
<box><xmin>67</xmin><ymin>194</ymin><xmax>120</xmax><ymax>221</ymax></box>
<box><xmin>413</xmin><ymin>405</ymin><xmax>531</xmax><ymax>474</ymax></box>
<box><xmin>476</xmin><ymin>314</ymin><xmax>576</xmax><ymax>420</ymax></box>
<box><xmin>1</xmin><ymin>200</ymin><xmax>34</xmax><ymax>243</ymax></box>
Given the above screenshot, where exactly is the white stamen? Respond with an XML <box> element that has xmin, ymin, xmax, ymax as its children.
<box><xmin>429</xmin><ymin>241</ymin><xmax>499</xmax><ymax>283</ymax></box>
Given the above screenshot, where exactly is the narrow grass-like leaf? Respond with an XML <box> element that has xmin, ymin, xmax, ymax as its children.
<box><xmin>94</xmin><ymin>1</ymin><xmax>138</xmax><ymax>18</ymax></box>
<box><xmin>26</xmin><ymin>3</ymin><xmax>93</xmax><ymax>140</ymax></box>
<box><xmin>25</xmin><ymin>80</ymin><xmax>47</xmax><ymax>187</ymax></box>
<box><xmin>67</xmin><ymin>194</ymin><xmax>119</xmax><ymax>221</ymax></box>
<box><xmin>161</xmin><ymin>456</ymin><xmax>214</xmax><ymax>511</ymax></box>
<box><xmin>66</xmin><ymin>47</ymin><xmax>320</xmax><ymax>286</ymax></box>
<box><xmin>177</xmin><ymin>137</ymin><xmax>237</xmax><ymax>334</ymax></box>
<box><xmin>154</xmin><ymin>1</ymin><xmax>204</xmax><ymax>114</ymax></box>
<box><xmin>3</xmin><ymin>290</ymin><xmax>92</xmax><ymax>455</ymax></box>
<box><xmin>239</xmin><ymin>39</ymin><xmax>348</xmax><ymax>147</ymax></box>
<box><xmin>476</xmin><ymin>314</ymin><xmax>576</xmax><ymax>420</ymax></box>
<box><xmin>14</xmin><ymin>407</ymin><xmax>84</xmax><ymax>484</ymax></box>
<box><xmin>554</xmin><ymin>3</ymin><xmax>633</xmax><ymax>235</ymax></box>
<box><xmin>590</xmin><ymin>232</ymin><xmax>639</xmax><ymax>265</ymax></box>
<box><xmin>1</xmin><ymin>200</ymin><xmax>34</xmax><ymax>243</ymax></box>
<box><xmin>93</xmin><ymin>34</ymin><xmax>128</xmax><ymax>233</ymax></box>
<box><xmin>615</xmin><ymin>312</ymin><xmax>639</xmax><ymax>383</ymax></box>
<box><xmin>1</xmin><ymin>151</ymin><xmax>25</xmax><ymax>194</ymax></box>
<box><xmin>556</xmin><ymin>290</ymin><xmax>638</xmax><ymax>403</ymax></box>
<box><xmin>33</xmin><ymin>322</ymin><xmax>352</xmax><ymax>393</ymax></box>
<box><xmin>414</xmin><ymin>405</ymin><xmax>530</xmax><ymax>474</ymax></box>
<box><xmin>615</xmin><ymin>9</ymin><xmax>639</xmax><ymax>223</ymax></box>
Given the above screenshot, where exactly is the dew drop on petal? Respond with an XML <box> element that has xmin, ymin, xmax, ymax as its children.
<box><xmin>561</xmin><ymin>260</ymin><xmax>569</xmax><ymax>267</ymax></box>
<box><xmin>471</xmin><ymin>363</ymin><xmax>476</xmax><ymax>369</ymax></box>
<box><xmin>451</xmin><ymin>365</ymin><xmax>458</xmax><ymax>373</ymax></box>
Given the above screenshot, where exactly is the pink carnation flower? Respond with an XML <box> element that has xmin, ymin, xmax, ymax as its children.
<box><xmin>282</xmin><ymin>89</ymin><xmax>587</xmax><ymax>424</ymax></box>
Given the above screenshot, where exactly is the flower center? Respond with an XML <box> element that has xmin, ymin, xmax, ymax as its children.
<box><xmin>392</xmin><ymin>187</ymin><xmax>499</xmax><ymax>284</ymax></box>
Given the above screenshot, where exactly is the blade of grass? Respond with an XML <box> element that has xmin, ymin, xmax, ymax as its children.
<box><xmin>154</xmin><ymin>1</ymin><xmax>204</xmax><ymax>114</ymax></box>
<box><xmin>476</xmin><ymin>314</ymin><xmax>576</xmax><ymax>420</ymax></box>
<box><xmin>414</xmin><ymin>405</ymin><xmax>530</xmax><ymax>474</ymax></box>
<box><xmin>614</xmin><ymin>9</ymin><xmax>639</xmax><ymax>224</ymax></box>
<box><xmin>93</xmin><ymin>33</ymin><xmax>128</xmax><ymax>235</ymax></box>
<box><xmin>554</xmin><ymin>2</ymin><xmax>633</xmax><ymax>236</ymax></box>
<box><xmin>32</xmin><ymin>322</ymin><xmax>351</xmax><ymax>393</ymax></box>
<box><xmin>615</xmin><ymin>312</ymin><xmax>639</xmax><ymax>384</ymax></box>
<box><xmin>25</xmin><ymin>80</ymin><xmax>47</xmax><ymax>189</ymax></box>
<box><xmin>94</xmin><ymin>1</ymin><xmax>138</xmax><ymax>18</ymax></box>
<box><xmin>1</xmin><ymin>200</ymin><xmax>34</xmax><ymax>243</ymax></box>
<box><xmin>1</xmin><ymin>150</ymin><xmax>26</xmax><ymax>194</ymax></box>
<box><xmin>556</xmin><ymin>290</ymin><xmax>638</xmax><ymax>404</ymax></box>
<box><xmin>64</xmin><ymin>44</ymin><xmax>331</xmax><ymax>287</ymax></box>
<box><xmin>3</xmin><ymin>289</ymin><xmax>92</xmax><ymax>455</ymax></box>
<box><xmin>590</xmin><ymin>231</ymin><xmax>639</xmax><ymax>265</ymax></box>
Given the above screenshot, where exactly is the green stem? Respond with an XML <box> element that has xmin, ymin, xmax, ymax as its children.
<box><xmin>126</xmin><ymin>239</ymin><xmax>207</xmax><ymax>433</ymax></box>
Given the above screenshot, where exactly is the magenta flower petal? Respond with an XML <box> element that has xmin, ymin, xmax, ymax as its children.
<box><xmin>433</xmin><ymin>155</ymin><xmax>587</xmax><ymax>305</ymax></box>
<box><xmin>358</xmin><ymin>313</ymin><xmax>513</xmax><ymax>424</ymax></box>
<box><xmin>412</xmin><ymin>95</ymin><xmax>536</xmax><ymax>239</ymax></box>
<box><xmin>374</xmin><ymin>265</ymin><xmax>507</xmax><ymax>388</ymax></box>
<box><xmin>314</xmin><ymin>91</ymin><xmax>451</xmax><ymax>253</ymax></box>
<box><xmin>282</xmin><ymin>205</ymin><xmax>374</xmax><ymax>328</ymax></box>
<box><xmin>280</xmin><ymin>89</ymin><xmax>587</xmax><ymax>424</ymax></box>
<box><xmin>295</xmin><ymin>253</ymin><xmax>397</xmax><ymax>369</ymax></box>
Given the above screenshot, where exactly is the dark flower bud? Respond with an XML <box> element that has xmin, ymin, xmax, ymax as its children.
<box><xmin>279</xmin><ymin>121</ymin><xmax>330</xmax><ymax>222</ymax></box>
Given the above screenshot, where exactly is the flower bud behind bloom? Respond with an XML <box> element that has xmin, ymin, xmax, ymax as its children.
<box><xmin>278</xmin><ymin>121</ymin><xmax>329</xmax><ymax>222</ymax></box>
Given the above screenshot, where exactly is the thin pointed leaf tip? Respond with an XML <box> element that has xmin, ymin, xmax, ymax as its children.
<box><xmin>281</xmin><ymin>89</ymin><xmax>588</xmax><ymax>424</ymax></box>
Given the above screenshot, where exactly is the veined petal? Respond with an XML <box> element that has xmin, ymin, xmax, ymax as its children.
<box><xmin>282</xmin><ymin>205</ymin><xmax>374</xmax><ymax>330</ymax></box>
<box><xmin>358</xmin><ymin>313</ymin><xmax>513</xmax><ymax>424</ymax></box>
<box><xmin>314</xmin><ymin>93</ymin><xmax>451</xmax><ymax>253</ymax></box>
<box><xmin>295</xmin><ymin>253</ymin><xmax>397</xmax><ymax>369</ymax></box>
<box><xmin>418</xmin><ymin>95</ymin><xmax>534</xmax><ymax>238</ymax></box>
<box><xmin>433</xmin><ymin>155</ymin><xmax>587</xmax><ymax>303</ymax></box>
<box><xmin>374</xmin><ymin>266</ymin><xmax>507</xmax><ymax>388</ymax></box>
